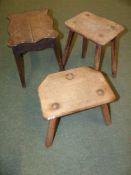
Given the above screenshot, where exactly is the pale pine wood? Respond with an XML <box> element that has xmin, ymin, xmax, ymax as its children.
<box><xmin>38</xmin><ymin>66</ymin><xmax>116</xmax><ymax>120</ymax></box>
<box><xmin>63</xmin><ymin>11</ymin><xmax>124</xmax><ymax>76</ymax></box>
<box><xmin>65</xmin><ymin>11</ymin><xmax>124</xmax><ymax>45</ymax></box>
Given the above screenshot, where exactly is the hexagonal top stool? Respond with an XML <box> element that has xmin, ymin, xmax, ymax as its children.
<box><xmin>7</xmin><ymin>8</ymin><xmax>64</xmax><ymax>87</ymax></box>
<box><xmin>38</xmin><ymin>66</ymin><xmax>117</xmax><ymax>147</ymax></box>
<box><xmin>63</xmin><ymin>11</ymin><xmax>124</xmax><ymax>77</ymax></box>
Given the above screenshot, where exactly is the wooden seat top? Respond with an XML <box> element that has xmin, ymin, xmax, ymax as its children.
<box><xmin>7</xmin><ymin>8</ymin><xmax>58</xmax><ymax>47</ymax></box>
<box><xmin>65</xmin><ymin>11</ymin><xmax>124</xmax><ymax>45</ymax></box>
<box><xmin>38</xmin><ymin>66</ymin><xmax>116</xmax><ymax>120</ymax></box>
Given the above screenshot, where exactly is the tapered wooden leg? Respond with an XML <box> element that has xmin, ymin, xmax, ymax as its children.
<box><xmin>63</xmin><ymin>30</ymin><xmax>75</xmax><ymax>66</ymax></box>
<box><xmin>101</xmin><ymin>104</ymin><xmax>112</xmax><ymax>125</ymax></box>
<box><xmin>94</xmin><ymin>44</ymin><xmax>102</xmax><ymax>71</ymax></box>
<box><xmin>82</xmin><ymin>37</ymin><xmax>88</xmax><ymax>58</ymax></box>
<box><xmin>53</xmin><ymin>39</ymin><xmax>64</xmax><ymax>71</ymax></box>
<box><xmin>111</xmin><ymin>37</ymin><xmax>117</xmax><ymax>77</ymax></box>
<box><xmin>13</xmin><ymin>49</ymin><xmax>26</xmax><ymax>88</ymax></box>
<box><xmin>45</xmin><ymin>118</ymin><xmax>60</xmax><ymax>147</ymax></box>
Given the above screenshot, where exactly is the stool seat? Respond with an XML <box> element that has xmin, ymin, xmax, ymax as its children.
<box><xmin>38</xmin><ymin>66</ymin><xmax>116</xmax><ymax>120</ymax></box>
<box><xmin>65</xmin><ymin>11</ymin><xmax>124</xmax><ymax>45</ymax></box>
<box><xmin>7</xmin><ymin>8</ymin><xmax>58</xmax><ymax>47</ymax></box>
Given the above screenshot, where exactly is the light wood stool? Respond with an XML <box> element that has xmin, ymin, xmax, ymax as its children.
<box><xmin>63</xmin><ymin>11</ymin><xmax>124</xmax><ymax>77</ymax></box>
<box><xmin>7</xmin><ymin>8</ymin><xmax>64</xmax><ymax>87</ymax></box>
<box><xmin>38</xmin><ymin>66</ymin><xmax>117</xmax><ymax>147</ymax></box>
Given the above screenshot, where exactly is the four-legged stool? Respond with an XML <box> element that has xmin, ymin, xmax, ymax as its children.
<box><xmin>63</xmin><ymin>11</ymin><xmax>124</xmax><ymax>77</ymax></box>
<box><xmin>38</xmin><ymin>66</ymin><xmax>117</xmax><ymax>147</ymax></box>
<box><xmin>7</xmin><ymin>8</ymin><xmax>64</xmax><ymax>87</ymax></box>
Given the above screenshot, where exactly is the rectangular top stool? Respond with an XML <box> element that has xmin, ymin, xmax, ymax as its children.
<box><xmin>38</xmin><ymin>66</ymin><xmax>117</xmax><ymax>147</ymax></box>
<box><xmin>63</xmin><ymin>11</ymin><xmax>124</xmax><ymax>77</ymax></box>
<box><xmin>7</xmin><ymin>8</ymin><xmax>64</xmax><ymax>87</ymax></box>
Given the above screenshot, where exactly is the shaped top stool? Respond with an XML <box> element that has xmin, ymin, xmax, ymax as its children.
<box><xmin>63</xmin><ymin>11</ymin><xmax>124</xmax><ymax>77</ymax></box>
<box><xmin>7</xmin><ymin>8</ymin><xmax>64</xmax><ymax>87</ymax></box>
<box><xmin>38</xmin><ymin>66</ymin><xmax>117</xmax><ymax>147</ymax></box>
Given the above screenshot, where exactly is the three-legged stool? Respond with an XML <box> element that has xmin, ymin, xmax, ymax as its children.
<box><xmin>7</xmin><ymin>8</ymin><xmax>64</xmax><ymax>87</ymax></box>
<box><xmin>63</xmin><ymin>11</ymin><xmax>124</xmax><ymax>77</ymax></box>
<box><xmin>38</xmin><ymin>66</ymin><xmax>117</xmax><ymax>147</ymax></box>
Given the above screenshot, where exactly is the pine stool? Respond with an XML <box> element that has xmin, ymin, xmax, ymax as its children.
<box><xmin>63</xmin><ymin>11</ymin><xmax>124</xmax><ymax>77</ymax></box>
<box><xmin>38</xmin><ymin>66</ymin><xmax>117</xmax><ymax>147</ymax></box>
<box><xmin>7</xmin><ymin>8</ymin><xmax>64</xmax><ymax>87</ymax></box>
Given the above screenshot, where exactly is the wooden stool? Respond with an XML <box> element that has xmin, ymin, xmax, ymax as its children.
<box><xmin>38</xmin><ymin>66</ymin><xmax>117</xmax><ymax>147</ymax></box>
<box><xmin>63</xmin><ymin>11</ymin><xmax>124</xmax><ymax>77</ymax></box>
<box><xmin>7</xmin><ymin>8</ymin><xmax>64</xmax><ymax>88</ymax></box>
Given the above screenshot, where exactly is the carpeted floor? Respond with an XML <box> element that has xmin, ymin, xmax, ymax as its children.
<box><xmin>0</xmin><ymin>0</ymin><xmax>131</xmax><ymax>175</ymax></box>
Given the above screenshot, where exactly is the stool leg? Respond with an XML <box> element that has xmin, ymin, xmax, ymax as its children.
<box><xmin>63</xmin><ymin>30</ymin><xmax>75</xmax><ymax>67</ymax></box>
<box><xmin>111</xmin><ymin>37</ymin><xmax>117</xmax><ymax>77</ymax></box>
<box><xmin>101</xmin><ymin>104</ymin><xmax>112</xmax><ymax>125</ymax></box>
<box><xmin>82</xmin><ymin>37</ymin><xmax>88</xmax><ymax>58</ymax></box>
<box><xmin>45</xmin><ymin>118</ymin><xmax>60</xmax><ymax>147</ymax></box>
<box><xmin>53</xmin><ymin>39</ymin><xmax>64</xmax><ymax>71</ymax></box>
<box><xmin>94</xmin><ymin>44</ymin><xmax>102</xmax><ymax>71</ymax></box>
<box><xmin>13</xmin><ymin>49</ymin><xmax>26</xmax><ymax>88</ymax></box>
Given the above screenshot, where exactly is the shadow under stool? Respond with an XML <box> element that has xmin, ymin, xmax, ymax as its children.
<box><xmin>38</xmin><ymin>66</ymin><xmax>117</xmax><ymax>147</ymax></box>
<box><xmin>7</xmin><ymin>8</ymin><xmax>64</xmax><ymax>88</ymax></box>
<box><xmin>63</xmin><ymin>11</ymin><xmax>124</xmax><ymax>77</ymax></box>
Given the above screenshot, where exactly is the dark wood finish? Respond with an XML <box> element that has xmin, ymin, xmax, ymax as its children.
<box><xmin>63</xmin><ymin>30</ymin><xmax>75</xmax><ymax>66</ymax></box>
<box><xmin>13</xmin><ymin>51</ymin><xmax>26</xmax><ymax>88</ymax></box>
<box><xmin>45</xmin><ymin>118</ymin><xmax>60</xmax><ymax>147</ymax></box>
<box><xmin>101</xmin><ymin>104</ymin><xmax>112</xmax><ymax>125</ymax></box>
<box><xmin>111</xmin><ymin>37</ymin><xmax>117</xmax><ymax>77</ymax></box>
<box><xmin>7</xmin><ymin>9</ymin><xmax>64</xmax><ymax>87</ymax></box>
<box><xmin>82</xmin><ymin>37</ymin><xmax>88</xmax><ymax>58</ymax></box>
<box><xmin>94</xmin><ymin>44</ymin><xmax>102</xmax><ymax>71</ymax></box>
<box><xmin>53</xmin><ymin>39</ymin><xmax>64</xmax><ymax>71</ymax></box>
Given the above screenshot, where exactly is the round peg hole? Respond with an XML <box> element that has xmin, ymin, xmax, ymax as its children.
<box><xmin>65</xmin><ymin>73</ymin><xmax>74</xmax><ymax>80</ymax></box>
<box><xmin>98</xmin><ymin>33</ymin><xmax>104</xmax><ymax>38</ymax></box>
<box><xmin>51</xmin><ymin>103</ymin><xmax>60</xmax><ymax>110</ymax></box>
<box><xmin>110</xmin><ymin>25</ymin><xmax>116</xmax><ymax>30</ymax></box>
<box><xmin>85</xmin><ymin>13</ymin><xmax>90</xmax><ymax>16</ymax></box>
<box><xmin>96</xmin><ymin>89</ymin><xmax>104</xmax><ymax>96</ymax></box>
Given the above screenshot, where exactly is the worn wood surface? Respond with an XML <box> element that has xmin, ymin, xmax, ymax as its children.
<box><xmin>38</xmin><ymin>66</ymin><xmax>116</xmax><ymax>119</ymax></box>
<box><xmin>65</xmin><ymin>11</ymin><xmax>124</xmax><ymax>45</ymax></box>
<box><xmin>7</xmin><ymin>8</ymin><xmax>58</xmax><ymax>46</ymax></box>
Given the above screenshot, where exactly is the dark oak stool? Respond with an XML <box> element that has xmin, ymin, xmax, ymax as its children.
<box><xmin>38</xmin><ymin>66</ymin><xmax>117</xmax><ymax>147</ymax></box>
<box><xmin>63</xmin><ymin>11</ymin><xmax>124</xmax><ymax>77</ymax></box>
<box><xmin>7</xmin><ymin>8</ymin><xmax>64</xmax><ymax>87</ymax></box>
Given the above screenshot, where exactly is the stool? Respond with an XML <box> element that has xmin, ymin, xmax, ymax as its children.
<box><xmin>63</xmin><ymin>11</ymin><xmax>124</xmax><ymax>77</ymax></box>
<box><xmin>38</xmin><ymin>66</ymin><xmax>117</xmax><ymax>147</ymax></box>
<box><xmin>7</xmin><ymin>8</ymin><xmax>64</xmax><ymax>88</ymax></box>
